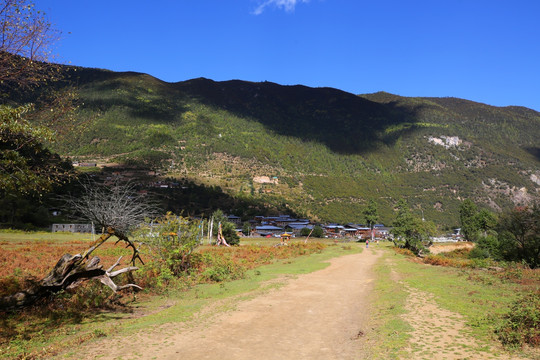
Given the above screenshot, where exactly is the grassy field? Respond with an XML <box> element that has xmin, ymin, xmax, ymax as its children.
<box><xmin>368</xmin><ymin>243</ymin><xmax>539</xmax><ymax>359</ymax></box>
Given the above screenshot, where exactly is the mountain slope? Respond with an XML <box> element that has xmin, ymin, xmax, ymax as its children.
<box><xmin>33</xmin><ymin>68</ymin><xmax>540</xmax><ymax>226</ymax></box>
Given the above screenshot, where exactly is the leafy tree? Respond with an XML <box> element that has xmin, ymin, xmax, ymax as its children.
<box><xmin>1</xmin><ymin>0</ymin><xmax>77</xmax><ymax>197</ymax></box>
<box><xmin>475</xmin><ymin>209</ymin><xmax>498</xmax><ymax>236</ymax></box>
<box><xmin>459</xmin><ymin>199</ymin><xmax>498</xmax><ymax>241</ymax></box>
<box><xmin>459</xmin><ymin>199</ymin><xmax>479</xmax><ymax>241</ymax></box>
<box><xmin>300</xmin><ymin>227</ymin><xmax>312</xmax><ymax>236</ymax></box>
<box><xmin>391</xmin><ymin>199</ymin><xmax>435</xmax><ymax>255</ymax></box>
<box><xmin>497</xmin><ymin>205</ymin><xmax>540</xmax><ymax>268</ymax></box>
<box><xmin>211</xmin><ymin>209</ymin><xmax>240</xmax><ymax>245</ymax></box>
<box><xmin>0</xmin><ymin>104</ymin><xmax>72</xmax><ymax>195</ymax></box>
<box><xmin>311</xmin><ymin>225</ymin><xmax>324</xmax><ymax>238</ymax></box>
<box><xmin>363</xmin><ymin>199</ymin><xmax>379</xmax><ymax>240</ymax></box>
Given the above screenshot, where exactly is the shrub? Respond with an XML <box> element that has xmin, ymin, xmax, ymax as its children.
<box><xmin>135</xmin><ymin>213</ymin><xmax>202</xmax><ymax>275</ymax></box>
<box><xmin>471</xmin><ymin>235</ymin><xmax>500</xmax><ymax>259</ymax></box>
<box><xmin>393</xmin><ymin>247</ymin><xmax>415</xmax><ymax>257</ymax></box>
<box><xmin>197</xmin><ymin>253</ymin><xmax>246</xmax><ymax>283</ymax></box>
<box><xmin>423</xmin><ymin>255</ymin><xmax>470</xmax><ymax>268</ymax></box>
<box><xmin>468</xmin><ymin>246</ymin><xmax>490</xmax><ymax>259</ymax></box>
<box><xmin>134</xmin><ymin>261</ymin><xmax>193</xmax><ymax>293</ymax></box>
<box><xmin>496</xmin><ymin>292</ymin><xmax>540</xmax><ymax>347</ymax></box>
<box><xmin>66</xmin><ymin>281</ymin><xmax>115</xmax><ymax>310</ymax></box>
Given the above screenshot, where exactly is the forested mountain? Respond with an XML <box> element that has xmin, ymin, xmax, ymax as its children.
<box><xmin>12</xmin><ymin>66</ymin><xmax>540</xmax><ymax>227</ymax></box>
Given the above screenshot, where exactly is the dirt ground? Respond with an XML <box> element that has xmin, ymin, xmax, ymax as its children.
<box><xmin>58</xmin><ymin>245</ymin><xmax>534</xmax><ymax>360</ymax></box>
<box><xmin>429</xmin><ymin>242</ymin><xmax>475</xmax><ymax>255</ymax></box>
<box><xmin>65</xmin><ymin>248</ymin><xmax>382</xmax><ymax>360</ymax></box>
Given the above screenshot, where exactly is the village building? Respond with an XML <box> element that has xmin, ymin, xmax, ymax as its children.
<box><xmin>255</xmin><ymin>225</ymin><xmax>283</xmax><ymax>236</ymax></box>
<box><xmin>52</xmin><ymin>223</ymin><xmax>94</xmax><ymax>233</ymax></box>
<box><xmin>227</xmin><ymin>215</ymin><xmax>242</xmax><ymax>225</ymax></box>
<box><xmin>286</xmin><ymin>222</ymin><xmax>313</xmax><ymax>236</ymax></box>
<box><xmin>373</xmin><ymin>224</ymin><xmax>392</xmax><ymax>239</ymax></box>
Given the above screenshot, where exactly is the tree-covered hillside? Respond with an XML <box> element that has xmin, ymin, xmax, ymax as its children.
<box><xmin>17</xmin><ymin>67</ymin><xmax>540</xmax><ymax>227</ymax></box>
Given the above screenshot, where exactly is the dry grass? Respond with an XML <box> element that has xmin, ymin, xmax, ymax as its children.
<box><xmin>0</xmin><ymin>233</ymin><xmax>135</xmax><ymax>297</ymax></box>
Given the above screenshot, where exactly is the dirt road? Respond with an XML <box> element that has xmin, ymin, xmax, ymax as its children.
<box><xmin>72</xmin><ymin>247</ymin><xmax>381</xmax><ymax>360</ymax></box>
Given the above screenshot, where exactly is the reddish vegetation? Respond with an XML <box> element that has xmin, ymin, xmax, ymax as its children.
<box><xmin>394</xmin><ymin>246</ymin><xmax>540</xmax><ymax>289</ymax></box>
<box><xmin>0</xmin><ymin>238</ymin><xmax>327</xmax><ymax>296</ymax></box>
<box><xmin>0</xmin><ymin>239</ymin><xmax>135</xmax><ymax>297</ymax></box>
<box><xmin>199</xmin><ymin>243</ymin><xmax>326</xmax><ymax>269</ymax></box>
<box><xmin>422</xmin><ymin>255</ymin><xmax>470</xmax><ymax>268</ymax></box>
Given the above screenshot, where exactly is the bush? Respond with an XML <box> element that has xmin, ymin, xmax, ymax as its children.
<box><xmin>197</xmin><ymin>253</ymin><xmax>246</xmax><ymax>283</ymax></box>
<box><xmin>66</xmin><ymin>281</ymin><xmax>115</xmax><ymax>310</ymax></box>
<box><xmin>468</xmin><ymin>246</ymin><xmax>490</xmax><ymax>259</ymax></box>
<box><xmin>423</xmin><ymin>254</ymin><xmax>470</xmax><ymax>268</ymax></box>
<box><xmin>496</xmin><ymin>292</ymin><xmax>540</xmax><ymax>347</ymax></box>
<box><xmin>135</xmin><ymin>213</ymin><xmax>202</xmax><ymax>275</ymax></box>
<box><xmin>470</xmin><ymin>235</ymin><xmax>500</xmax><ymax>259</ymax></box>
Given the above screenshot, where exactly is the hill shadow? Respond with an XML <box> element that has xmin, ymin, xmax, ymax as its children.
<box><xmin>525</xmin><ymin>147</ymin><xmax>540</xmax><ymax>162</ymax></box>
<box><xmin>154</xmin><ymin>178</ymin><xmax>296</xmax><ymax>219</ymax></box>
<box><xmin>174</xmin><ymin>78</ymin><xmax>424</xmax><ymax>154</ymax></box>
<box><xmin>67</xmin><ymin>68</ymin><xmax>188</xmax><ymax>124</ymax></box>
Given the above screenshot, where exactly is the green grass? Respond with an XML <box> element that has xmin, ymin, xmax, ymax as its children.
<box><xmin>0</xmin><ymin>230</ymin><xmax>92</xmax><ymax>243</ymax></box>
<box><xmin>367</xmin><ymin>248</ymin><xmax>413</xmax><ymax>359</ymax></box>
<box><xmin>394</xmin><ymin>257</ymin><xmax>519</xmax><ymax>340</ymax></box>
<box><xmin>367</xmin><ymin>244</ymin><xmax>536</xmax><ymax>359</ymax></box>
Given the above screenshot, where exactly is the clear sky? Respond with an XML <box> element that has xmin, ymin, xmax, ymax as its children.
<box><xmin>36</xmin><ymin>0</ymin><xmax>540</xmax><ymax>111</ymax></box>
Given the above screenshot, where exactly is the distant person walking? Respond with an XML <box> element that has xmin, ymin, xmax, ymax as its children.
<box><xmin>366</xmin><ymin>239</ymin><xmax>369</xmax><ymax>248</ymax></box>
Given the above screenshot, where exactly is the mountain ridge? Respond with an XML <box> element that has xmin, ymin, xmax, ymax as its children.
<box><xmin>9</xmin><ymin>65</ymin><xmax>540</xmax><ymax>226</ymax></box>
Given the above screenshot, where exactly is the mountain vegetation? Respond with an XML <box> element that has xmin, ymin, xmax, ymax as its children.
<box><xmin>3</xmin><ymin>65</ymin><xmax>540</xmax><ymax>228</ymax></box>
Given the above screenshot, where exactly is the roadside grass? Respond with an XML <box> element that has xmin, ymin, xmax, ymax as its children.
<box><xmin>0</xmin><ymin>230</ymin><xmax>360</xmax><ymax>359</ymax></box>
<box><xmin>370</xmin><ymin>243</ymin><xmax>538</xmax><ymax>359</ymax></box>
<box><xmin>367</xmin><ymin>246</ymin><xmax>412</xmax><ymax>359</ymax></box>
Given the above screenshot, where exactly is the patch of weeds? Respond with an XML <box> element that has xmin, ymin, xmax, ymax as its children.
<box><xmin>92</xmin><ymin>328</ymin><xmax>107</xmax><ymax>338</ymax></box>
<box><xmin>496</xmin><ymin>291</ymin><xmax>540</xmax><ymax>348</ymax></box>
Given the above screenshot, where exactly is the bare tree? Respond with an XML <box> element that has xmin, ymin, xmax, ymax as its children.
<box><xmin>68</xmin><ymin>181</ymin><xmax>157</xmax><ymax>263</ymax></box>
<box><xmin>0</xmin><ymin>181</ymin><xmax>157</xmax><ymax>311</ymax></box>
<box><xmin>0</xmin><ymin>0</ymin><xmax>61</xmax><ymax>89</ymax></box>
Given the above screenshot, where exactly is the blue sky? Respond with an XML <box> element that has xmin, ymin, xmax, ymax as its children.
<box><xmin>37</xmin><ymin>0</ymin><xmax>540</xmax><ymax>110</ymax></box>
